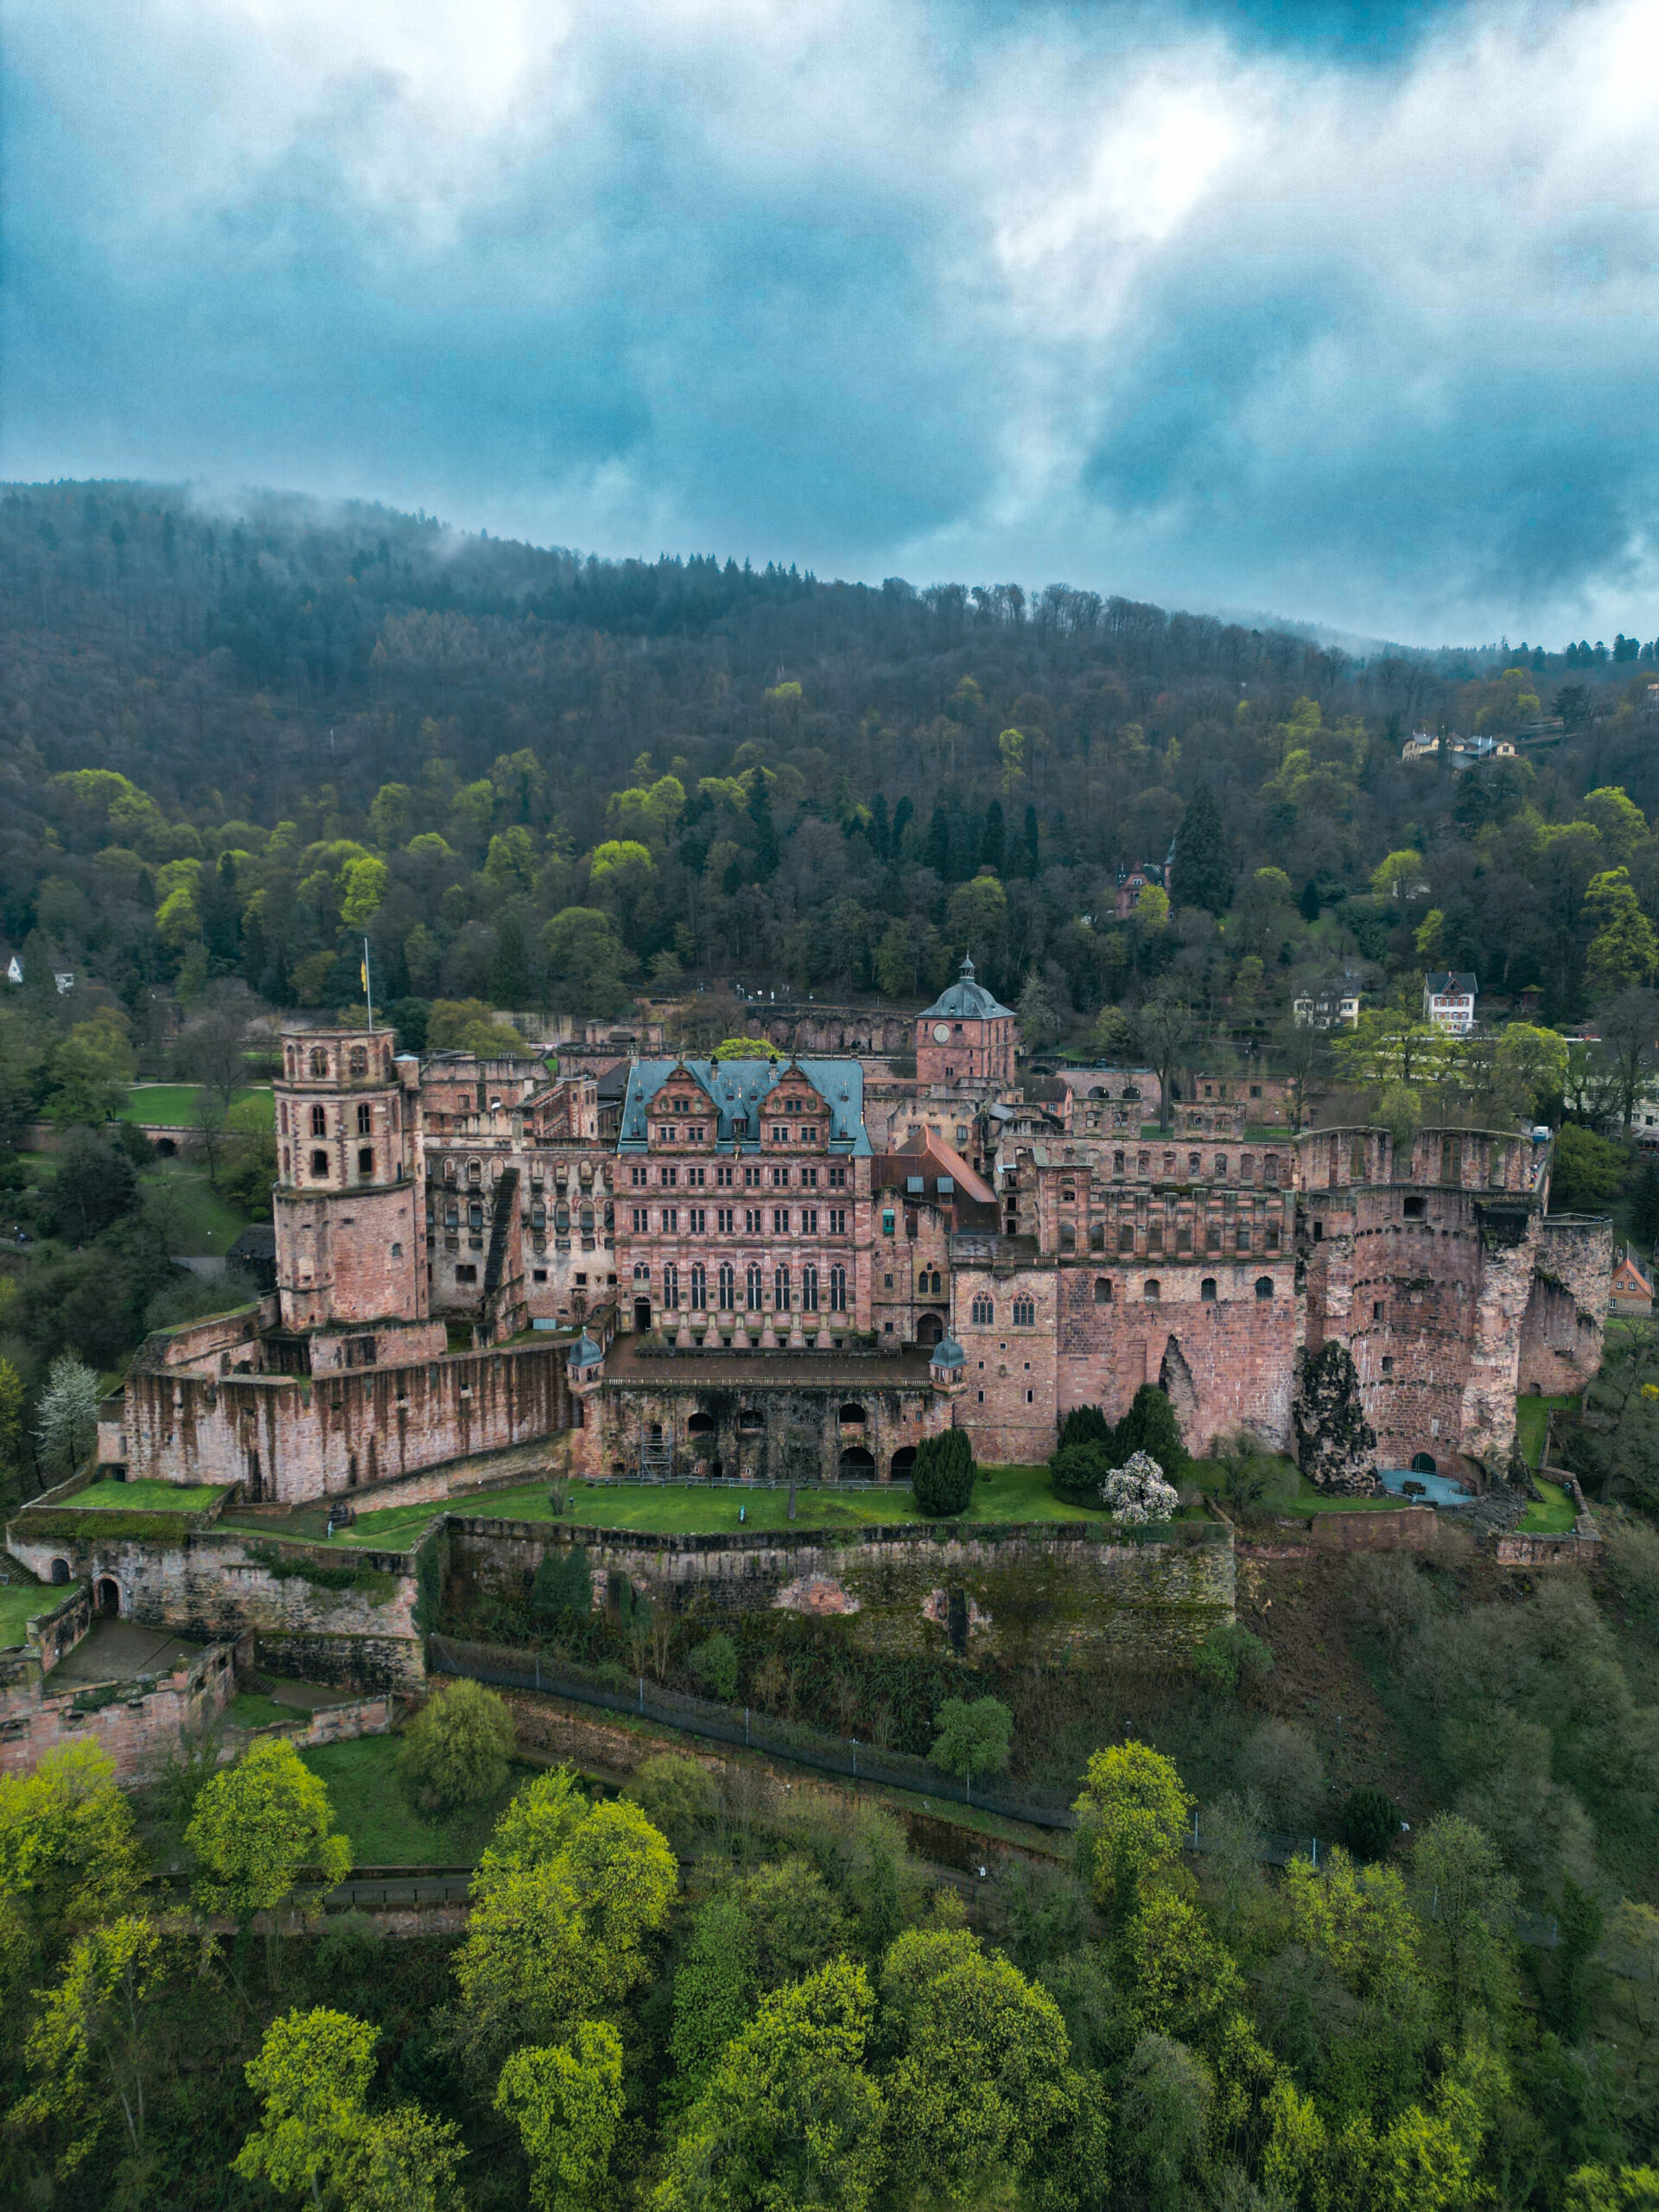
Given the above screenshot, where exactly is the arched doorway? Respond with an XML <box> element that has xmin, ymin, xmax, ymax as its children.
<box><xmin>915</xmin><ymin>1312</ymin><xmax>944</xmax><ymax>1347</ymax></box>
<box><xmin>48</xmin><ymin>1557</ymin><xmax>70</xmax><ymax>1586</ymax></box>
<box><xmin>890</xmin><ymin>1446</ymin><xmax>917</xmax><ymax>1481</ymax></box>
<box><xmin>840</xmin><ymin>1446</ymin><xmax>875</xmax><ymax>1478</ymax></box>
<box><xmin>1410</xmin><ymin>1451</ymin><xmax>1437</xmax><ymax>1474</ymax></box>
<box><xmin>94</xmin><ymin>1576</ymin><xmax>120</xmax><ymax>1616</ymax></box>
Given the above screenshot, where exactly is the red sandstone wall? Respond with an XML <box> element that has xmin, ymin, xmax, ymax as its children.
<box><xmin>123</xmin><ymin>1342</ymin><xmax>573</xmax><ymax>1503</ymax></box>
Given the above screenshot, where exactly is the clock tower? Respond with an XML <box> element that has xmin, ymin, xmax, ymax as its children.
<box><xmin>915</xmin><ymin>954</ymin><xmax>1018</xmax><ymax>1085</ymax></box>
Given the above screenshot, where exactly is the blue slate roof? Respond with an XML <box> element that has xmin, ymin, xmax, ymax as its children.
<box><xmin>619</xmin><ymin>1057</ymin><xmax>871</xmax><ymax>1154</ymax></box>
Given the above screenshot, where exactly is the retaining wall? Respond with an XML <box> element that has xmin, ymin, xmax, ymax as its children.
<box><xmin>447</xmin><ymin>1516</ymin><xmax>1236</xmax><ymax>1669</ymax></box>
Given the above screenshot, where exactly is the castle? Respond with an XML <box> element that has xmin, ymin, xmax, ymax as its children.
<box><xmin>96</xmin><ymin>965</ymin><xmax>1612</xmax><ymax>1506</ymax></box>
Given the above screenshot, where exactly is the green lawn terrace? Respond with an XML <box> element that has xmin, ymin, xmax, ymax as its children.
<box><xmin>118</xmin><ymin>1084</ymin><xmax>274</xmax><ymax>1128</ymax></box>
<box><xmin>12</xmin><ymin>1475</ymin><xmax>232</xmax><ymax>1539</ymax></box>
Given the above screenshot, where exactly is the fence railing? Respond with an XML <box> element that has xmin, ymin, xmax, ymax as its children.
<box><xmin>427</xmin><ymin>1634</ymin><xmax>1078</xmax><ymax>1828</ymax></box>
<box><xmin>426</xmin><ymin>1637</ymin><xmax>1570</xmax><ymax>1953</ymax></box>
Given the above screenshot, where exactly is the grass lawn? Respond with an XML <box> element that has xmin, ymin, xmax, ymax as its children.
<box><xmin>0</xmin><ymin>1580</ymin><xmax>47</xmax><ymax>1648</ymax></box>
<box><xmin>301</xmin><ymin>1734</ymin><xmax>535</xmax><ymax>1865</ymax></box>
<box><xmin>1190</xmin><ymin>1454</ymin><xmax>1405</xmax><ymax>1515</ymax></box>
<box><xmin>226</xmin><ymin>1690</ymin><xmax>297</xmax><ymax>1729</ymax></box>
<box><xmin>68</xmin><ymin>1477</ymin><xmax>227</xmax><ymax>1512</ymax></box>
<box><xmin>148</xmin><ymin>1163</ymin><xmax>254</xmax><ymax>1255</ymax></box>
<box><xmin>119</xmin><ymin>1084</ymin><xmax>273</xmax><ymax>1128</ymax></box>
<box><xmin>234</xmin><ymin>1463</ymin><xmax>1149</xmax><ymax>1551</ymax></box>
<box><xmin>1516</xmin><ymin>1394</ymin><xmax>1577</xmax><ymax>1470</ymax></box>
<box><xmin>1520</xmin><ymin>1477</ymin><xmax>1578</xmax><ymax>1535</ymax></box>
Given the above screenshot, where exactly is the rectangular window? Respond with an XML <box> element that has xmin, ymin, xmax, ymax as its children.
<box><xmin>689</xmin><ymin>1207</ymin><xmax>706</xmax><ymax>1234</ymax></box>
<box><xmin>772</xmin><ymin>1166</ymin><xmax>789</xmax><ymax>1188</ymax></box>
<box><xmin>718</xmin><ymin>1207</ymin><xmax>735</xmax><ymax>1234</ymax></box>
<box><xmin>661</xmin><ymin>1165</ymin><xmax>677</xmax><ymax>1188</ymax></box>
<box><xmin>744</xmin><ymin>1166</ymin><xmax>761</xmax><ymax>1189</ymax></box>
<box><xmin>803</xmin><ymin>1207</ymin><xmax>818</xmax><ymax>1234</ymax></box>
<box><xmin>802</xmin><ymin>1166</ymin><xmax>818</xmax><ymax>1188</ymax></box>
<box><xmin>357</xmin><ymin>1103</ymin><xmax>372</xmax><ymax>1135</ymax></box>
<box><xmin>663</xmin><ymin>1207</ymin><xmax>677</xmax><ymax>1233</ymax></box>
<box><xmin>630</xmin><ymin>1164</ymin><xmax>647</xmax><ymax>1187</ymax></box>
<box><xmin>455</xmin><ymin>1263</ymin><xmax>477</xmax><ymax>1284</ymax></box>
<box><xmin>632</xmin><ymin>1207</ymin><xmax>648</xmax><ymax>1232</ymax></box>
<box><xmin>829</xmin><ymin>1165</ymin><xmax>847</xmax><ymax>1189</ymax></box>
<box><xmin>829</xmin><ymin>1209</ymin><xmax>847</xmax><ymax>1236</ymax></box>
<box><xmin>746</xmin><ymin>1208</ymin><xmax>763</xmax><ymax>1234</ymax></box>
<box><xmin>716</xmin><ymin>1165</ymin><xmax>734</xmax><ymax>1188</ymax></box>
<box><xmin>882</xmin><ymin>1209</ymin><xmax>894</xmax><ymax>1235</ymax></box>
<box><xmin>772</xmin><ymin>1208</ymin><xmax>790</xmax><ymax>1235</ymax></box>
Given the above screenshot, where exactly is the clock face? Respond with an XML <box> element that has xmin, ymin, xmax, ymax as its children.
<box><xmin>932</xmin><ymin>1022</ymin><xmax>951</xmax><ymax>1043</ymax></box>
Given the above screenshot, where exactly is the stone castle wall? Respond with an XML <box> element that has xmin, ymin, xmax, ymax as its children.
<box><xmin>3</xmin><ymin>1528</ymin><xmax>429</xmax><ymax>1690</ymax></box>
<box><xmin>446</xmin><ymin>1516</ymin><xmax>1235</xmax><ymax>1669</ymax></box>
<box><xmin>583</xmin><ymin>1370</ymin><xmax>948</xmax><ymax>1483</ymax></box>
<box><xmin>121</xmin><ymin>1340</ymin><xmax>573</xmax><ymax>1504</ymax></box>
<box><xmin>1519</xmin><ymin>1216</ymin><xmax>1614</xmax><ymax>1395</ymax></box>
<box><xmin>0</xmin><ymin>1636</ymin><xmax>236</xmax><ymax>1782</ymax></box>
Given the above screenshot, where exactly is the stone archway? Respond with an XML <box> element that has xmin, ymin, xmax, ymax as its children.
<box><xmin>915</xmin><ymin>1312</ymin><xmax>944</xmax><ymax>1347</ymax></box>
<box><xmin>1158</xmin><ymin>1338</ymin><xmax>1200</xmax><ymax>1448</ymax></box>
<box><xmin>94</xmin><ymin>1575</ymin><xmax>121</xmax><ymax>1616</ymax></box>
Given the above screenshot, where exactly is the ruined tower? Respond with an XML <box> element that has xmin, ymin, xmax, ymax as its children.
<box><xmin>273</xmin><ymin>1025</ymin><xmax>425</xmax><ymax>1332</ymax></box>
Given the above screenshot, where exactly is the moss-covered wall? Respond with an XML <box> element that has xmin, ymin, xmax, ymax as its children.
<box><xmin>447</xmin><ymin>1516</ymin><xmax>1234</xmax><ymax>1669</ymax></box>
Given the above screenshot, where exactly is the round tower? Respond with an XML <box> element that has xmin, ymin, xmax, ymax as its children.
<box><xmin>273</xmin><ymin>1026</ymin><xmax>425</xmax><ymax>1332</ymax></box>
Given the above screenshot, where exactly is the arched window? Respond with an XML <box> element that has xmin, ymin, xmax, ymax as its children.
<box><xmin>1201</xmin><ymin>1277</ymin><xmax>1217</xmax><ymax>1301</ymax></box>
<box><xmin>970</xmin><ymin>1294</ymin><xmax>994</xmax><ymax>1325</ymax></box>
<box><xmin>467</xmin><ymin>1160</ymin><xmax>482</xmax><ymax>1185</ymax></box>
<box><xmin>747</xmin><ymin>1263</ymin><xmax>764</xmax><ymax>1311</ymax></box>
<box><xmin>801</xmin><ymin>1264</ymin><xmax>818</xmax><ymax>1313</ymax></box>
<box><xmin>718</xmin><ymin>1262</ymin><xmax>735</xmax><ymax>1311</ymax></box>
<box><xmin>690</xmin><ymin>1262</ymin><xmax>706</xmax><ymax>1310</ymax></box>
<box><xmin>688</xmin><ymin>1410</ymin><xmax>714</xmax><ymax>1434</ymax></box>
<box><xmin>1255</xmin><ymin>1276</ymin><xmax>1274</xmax><ymax>1300</ymax></box>
<box><xmin>311</xmin><ymin>1150</ymin><xmax>328</xmax><ymax>1177</ymax></box>
<box><xmin>357</xmin><ymin>1103</ymin><xmax>372</xmax><ymax>1135</ymax></box>
<box><xmin>349</xmin><ymin>1046</ymin><xmax>368</xmax><ymax>1078</ymax></box>
<box><xmin>633</xmin><ymin>1261</ymin><xmax>651</xmax><ymax>1281</ymax></box>
<box><xmin>310</xmin><ymin>1104</ymin><xmax>327</xmax><ymax>1137</ymax></box>
<box><xmin>1214</xmin><ymin>1155</ymin><xmax>1228</xmax><ymax>1178</ymax></box>
<box><xmin>1013</xmin><ymin>1297</ymin><xmax>1035</xmax><ymax>1326</ymax></box>
<box><xmin>1118</xmin><ymin>1224</ymin><xmax>1135</xmax><ymax>1251</ymax></box>
<box><xmin>308</xmin><ymin>1047</ymin><xmax>327</xmax><ymax>1079</ymax></box>
<box><xmin>840</xmin><ymin>1402</ymin><xmax>867</xmax><ymax>1424</ymax></box>
<box><xmin>774</xmin><ymin>1265</ymin><xmax>791</xmax><ymax>1312</ymax></box>
<box><xmin>1094</xmin><ymin>1277</ymin><xmax>1112</xmax><ymax>1304</ymax></box>
<box><xmin>663</xmin><ymin>1263</ymin><xmax>679</xmax><ymax>1308</ymax></box>
<box><xmin>829</xmin><ymin>1265</ymin><xmax>847</xmax><ymax>1313</ymax></box>
<box><xmin>1143</xmin><ymin>1278</ymin><xmax>1161</xmax><ymax>1301</ymax></box>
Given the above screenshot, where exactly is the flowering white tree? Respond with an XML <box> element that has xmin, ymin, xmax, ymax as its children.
<box><xmin>35</xmin><ymin>1351</ymin><xmax>101</xmax><ymax>1483</ymax></box>
<box><xmin>1100</xmin><ymin>1450</ymin><xmax>1179</xmax><ymax>1525</ymax></box>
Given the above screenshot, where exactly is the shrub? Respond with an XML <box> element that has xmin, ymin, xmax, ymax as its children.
<box><xmin>1340</xmin><ymin>1550</ymin><xmax>1440</xmax><ymax>1657</ymax></box>
<box><xmin>399</xmin><ymin>1678</ymin><xmax>515</xmax><ymax>1810</ymax></box>
<box><xmin>531</xmin><ymin>1544</ymin><xmax>593</xmax><ymax>1619</ymax></box>
<box><xmin>1603</xmin><ymin>1519</ymin><xmax>1659</xmax><ymax>1641</ymax></box>
<box><xmin>1052</xmin><ymin>1440</ymin><xmax>1114</xmax><ymax>1505</ymax></box>
<box><xmin>627</xmin><ymin>1752</ymin><xmax>718</xmax><ymax>1850</ymax></box>
<box><xmin>1191</xmin><ymin>1621</ymin><xmax>1274</xmax><ymax>1694</ymax></box>
<box><xmin>1114</xmin><ymin>1384</ymin><xmax>1188</xmax><ymax>1483</ymax></box>
<box><xmin>912</xmin><ymin>1428</ymin><xmax>975</xmax><ymax>1516</ymax></box>
<box><xmin>1058</xmin><ymin>1404</ymin><xmax>1113</xmax><ymax>1452</ymax></box>
<box><xmin>1101</xmin><ymin>1451</ymin><xmax>1179</xmax><ymax>1525</ymax></box>
<box><xmin>689</xmin><ymin>1631</ymin><xmax>741</xmax><ymax>1703</ymax></box>
<box><xmin>1341</xmin><ymin>1786</ymin><xmax>1400</xmax><ymax>1862</ymax></box>
<box><xmin>1240</xmin><ymin>1719</ymin><xmax>1325</xmax><ymax>1833</ymax></box>
<box><xmin>930</xmin><ymin>1696</ymin><xmax>1014</xmax><ymax>1783</ymax></box>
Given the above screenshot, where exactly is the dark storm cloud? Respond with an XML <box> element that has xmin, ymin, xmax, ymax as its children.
<box><xmin>3</xmin><ymin>0</ymin><xmax>1656</xmax><ymax>643</ymax></box>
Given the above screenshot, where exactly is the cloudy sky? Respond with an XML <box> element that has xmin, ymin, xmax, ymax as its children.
<box><xmin>4</xmin><ymin>0</ymin><xmax>1657</xmax><ymax>645</ymax></box>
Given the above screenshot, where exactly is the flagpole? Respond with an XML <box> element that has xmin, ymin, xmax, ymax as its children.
<box><xmin>363</xmin><ymin>935</ymin><xmax>374</xmax><ymax>1033</ymax></box>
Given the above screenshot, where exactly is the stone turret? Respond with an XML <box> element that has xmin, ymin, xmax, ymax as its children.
<box><xmin>273</xmin><ymin>1026</ymin><xmax>425</xmax><ymax>1332</ymax></box>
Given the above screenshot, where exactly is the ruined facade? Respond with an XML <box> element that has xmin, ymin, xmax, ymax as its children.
<box><xmin>91</xmin><ymin>1019</ymin><xmax>1612</xmax><ymax>1506</ymax></box>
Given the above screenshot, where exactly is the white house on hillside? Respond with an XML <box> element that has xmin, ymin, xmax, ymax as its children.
<box><xmin>1423</xmin><ymin>971</ymin><xmax>1478</xmax><ymax>1034</ymax></box>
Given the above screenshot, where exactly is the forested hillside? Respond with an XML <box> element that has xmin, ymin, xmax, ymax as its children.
<box><xmin>3</xmin><ymin>479</ymin><xmax>1659</xmax><ymax>1041</ymax></box>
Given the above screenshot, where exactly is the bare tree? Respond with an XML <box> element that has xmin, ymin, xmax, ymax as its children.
<box><xmin>1137</xmin><ymin>988</ymin><xmax>1194</xmax><ymax>1133</ymax></box>
<box><xmin>177</xmin><ymin>982</ymin><xmax>254</xmax><ymax>1107</ymax></box>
